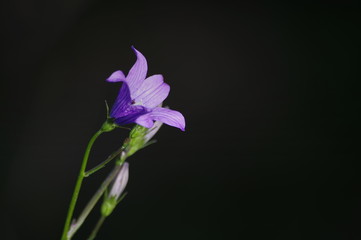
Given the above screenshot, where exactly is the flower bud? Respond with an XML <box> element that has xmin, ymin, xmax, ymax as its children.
<box><xmin>101</xmin><ymin>162</ymin><xmax>129</xmax><ymax>216</ymax></box>
<box><xmin>101</xmin><ymin>197</ymin><xmax>117</xmax><ymax>217</ymax></box>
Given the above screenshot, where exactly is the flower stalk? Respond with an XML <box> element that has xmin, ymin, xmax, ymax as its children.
<box><xmin>61</xmin><ymin>129</ymin><xmax>103</xmax><ymax>240</ymax></box>
<box><xmin>84</xmin><ymin>145</ymin><xmax>125</xmax><ymax>177</ymax></box>
<box><xmin>87</xmin><ymin>216</ymin><xmax>106</xmax><ymax>240</ymax></box>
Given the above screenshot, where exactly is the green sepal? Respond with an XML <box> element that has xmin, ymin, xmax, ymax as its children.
<box><xmin>100</xmin><ymin>118</ymin><xmax>117</xmax><ymax>132</ymax></box>
<box><xmin>126</xmin><ymin>125</ymin><xmax>148</xmax><ymax>157</ymax></box>
<box><xmin>101</xmin><ymin>197</ymin><xmax>117</xmax><ymax>217</ymax></box>
<box><xmin>105</xmin><ymin>100</ymin><xmax>110</xmax><ymax>118</ymax></box>
<box><xmin>141</xmin><ymin>139</ymin><xmax>157</xmax><ymax>149</ymax></box>
<box><xmin>101</xmin><ymin>192</ymin><xmax>128</xmax><ymax>217</ymax></box>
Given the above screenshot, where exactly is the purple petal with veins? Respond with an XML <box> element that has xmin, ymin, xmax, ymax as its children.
<box><xmin>106</xmin><ymin>70</ymin><xmax>126</xmax><ymax>82</ymax></box>
<box><xmin>133</xmin><ymin>74</ymin><xmax>170</xmax><ymax>108</ymax></box>
<box><xmin>136</xmin><ymin>107</ymin><xmax>185</xmax><ymax>131</ymax></box>
<box><xmin>125</xmin><ymin>46</ymin><xmax>148</xmax><ymax>96</ymax></box>
<box><xmin>114</xmin><ymin>105</ymin><xmax>148</xmax><ymax>126</ymax></box>
<box><xmin>110</xmin><ymin>83</ymin><xmax>132</xmax><ymax>118</ymax></box>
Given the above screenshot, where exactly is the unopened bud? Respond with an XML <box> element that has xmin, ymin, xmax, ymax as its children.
<box><xmin>101</xmin><ymin>162</ymin><xmax>129</xmax><ymax>216</ymax></box>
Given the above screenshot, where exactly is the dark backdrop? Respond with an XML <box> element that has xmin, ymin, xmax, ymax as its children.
<box><xmin>0</xmin><ymin>1</ymin><xmax>360</xmax><ymax>240</ymax></box>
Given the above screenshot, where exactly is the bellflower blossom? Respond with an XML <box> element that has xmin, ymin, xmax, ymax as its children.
<box><xmin>106</xmin><ymin>47</ymin><xmax>185</xmax><ymax>131</ymax></box>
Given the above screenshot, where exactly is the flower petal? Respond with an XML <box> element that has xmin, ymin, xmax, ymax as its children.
<box><xmin>136</xmin><ymin>107</ymin><xmax>185</xmax><ymax>131</ymax></box>
<box><xmin>135</xmin><ymin>114</ymin><xmax>154</xmax><ymax>128</ymax></box>
<box><xmin>133</xmin><ymin>74</ymin><xmax>163</xmax><ymax>99</ymax></box>
<box><xmin>110</xmin><ymin>83</ymin><xmax>132</xmax><ymax>118</ymax></box>
<box><xmin>114</xmin><ymin>105</ymin><xmax>148</xmax><ymax>126</ymax></box>
<box><xmin>132</xmin><ymin>74</ymin><xmax>170</xmax><ymax>108</ymax></box>
<box><xmin>106</xmin><ymin>70</ymin><xmax>126</xmax><ymax>82</ymax></box>
<box><xmin>126</xmin><ymin>46</ymin><xmax>148</xmax><ymax>96</ymax></box>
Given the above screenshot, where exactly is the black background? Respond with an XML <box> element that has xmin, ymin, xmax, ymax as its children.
<box><xmin>0</xmin><ymin>1</ymin><xmax>360</xmax><ymax>240</ymax></box>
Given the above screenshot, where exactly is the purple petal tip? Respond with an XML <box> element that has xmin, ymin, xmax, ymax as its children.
<box><xmin>106</xmin><ymin>70</ymin><xmax>126</xmax><ymax>82</ymax></box>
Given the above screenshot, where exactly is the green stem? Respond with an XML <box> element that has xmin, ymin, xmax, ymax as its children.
<box><xmin>61</xmin><ymin>130</ymin><xmax>103</xmax><ymax>240</ymax></box>
<box><xmin>116</xmin><ymin>151</ymin><xmax>127</xmax><ymax>165</ymax></box>
<box><xmin>67</xmin><ymin>164</ymin><xmax>123</xmax><ymax>239</ymax></box>
<box><xmin>87</xmin><ymin>216</ymin><xmax>106</xmax><ymax>240</ymax></box>
<box><xmin>84</xmin><ymin>146</ymin><xmax>125</xmax><ymax>177</ymax></box>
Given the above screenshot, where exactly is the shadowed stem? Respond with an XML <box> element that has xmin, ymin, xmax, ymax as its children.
<box><xmin>61</xmin><ymin>130</ymin><xmax>103</xmax><ymax>240</ymax></box>
<box><xmin>87</xmin><ymin>216</ymin><xmax>106</xmax><ymax>240</ymax></box>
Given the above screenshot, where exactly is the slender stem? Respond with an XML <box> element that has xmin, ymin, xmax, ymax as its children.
<box><xmin>84</xmin><ymin>146</ymin><xmax>125</xmax><ymax>177</ymax></box>
<box><xmin>67</xmin><ymin>164</ymin><xmax>123</xmax><ymax>239</ymax></box>
<box><xmin>87</xmin><ymin>216</ymin><xmax>106</xmax><ymax>240</ymax></box>
<box><xmin>116</xmin><ymin>150</ymin><xmax>128</xmax><ymax>165</ymax></box>
<box><xmin>61</xmin><ymin>130</ymin><xmax>103</xmax><ymax>240</ymax></box>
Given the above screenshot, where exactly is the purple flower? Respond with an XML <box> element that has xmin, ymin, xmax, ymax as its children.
<box><xmin>106</xmin><ymin>47</ymin><xmax>185</xmax><ymax>131</ymax></box>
